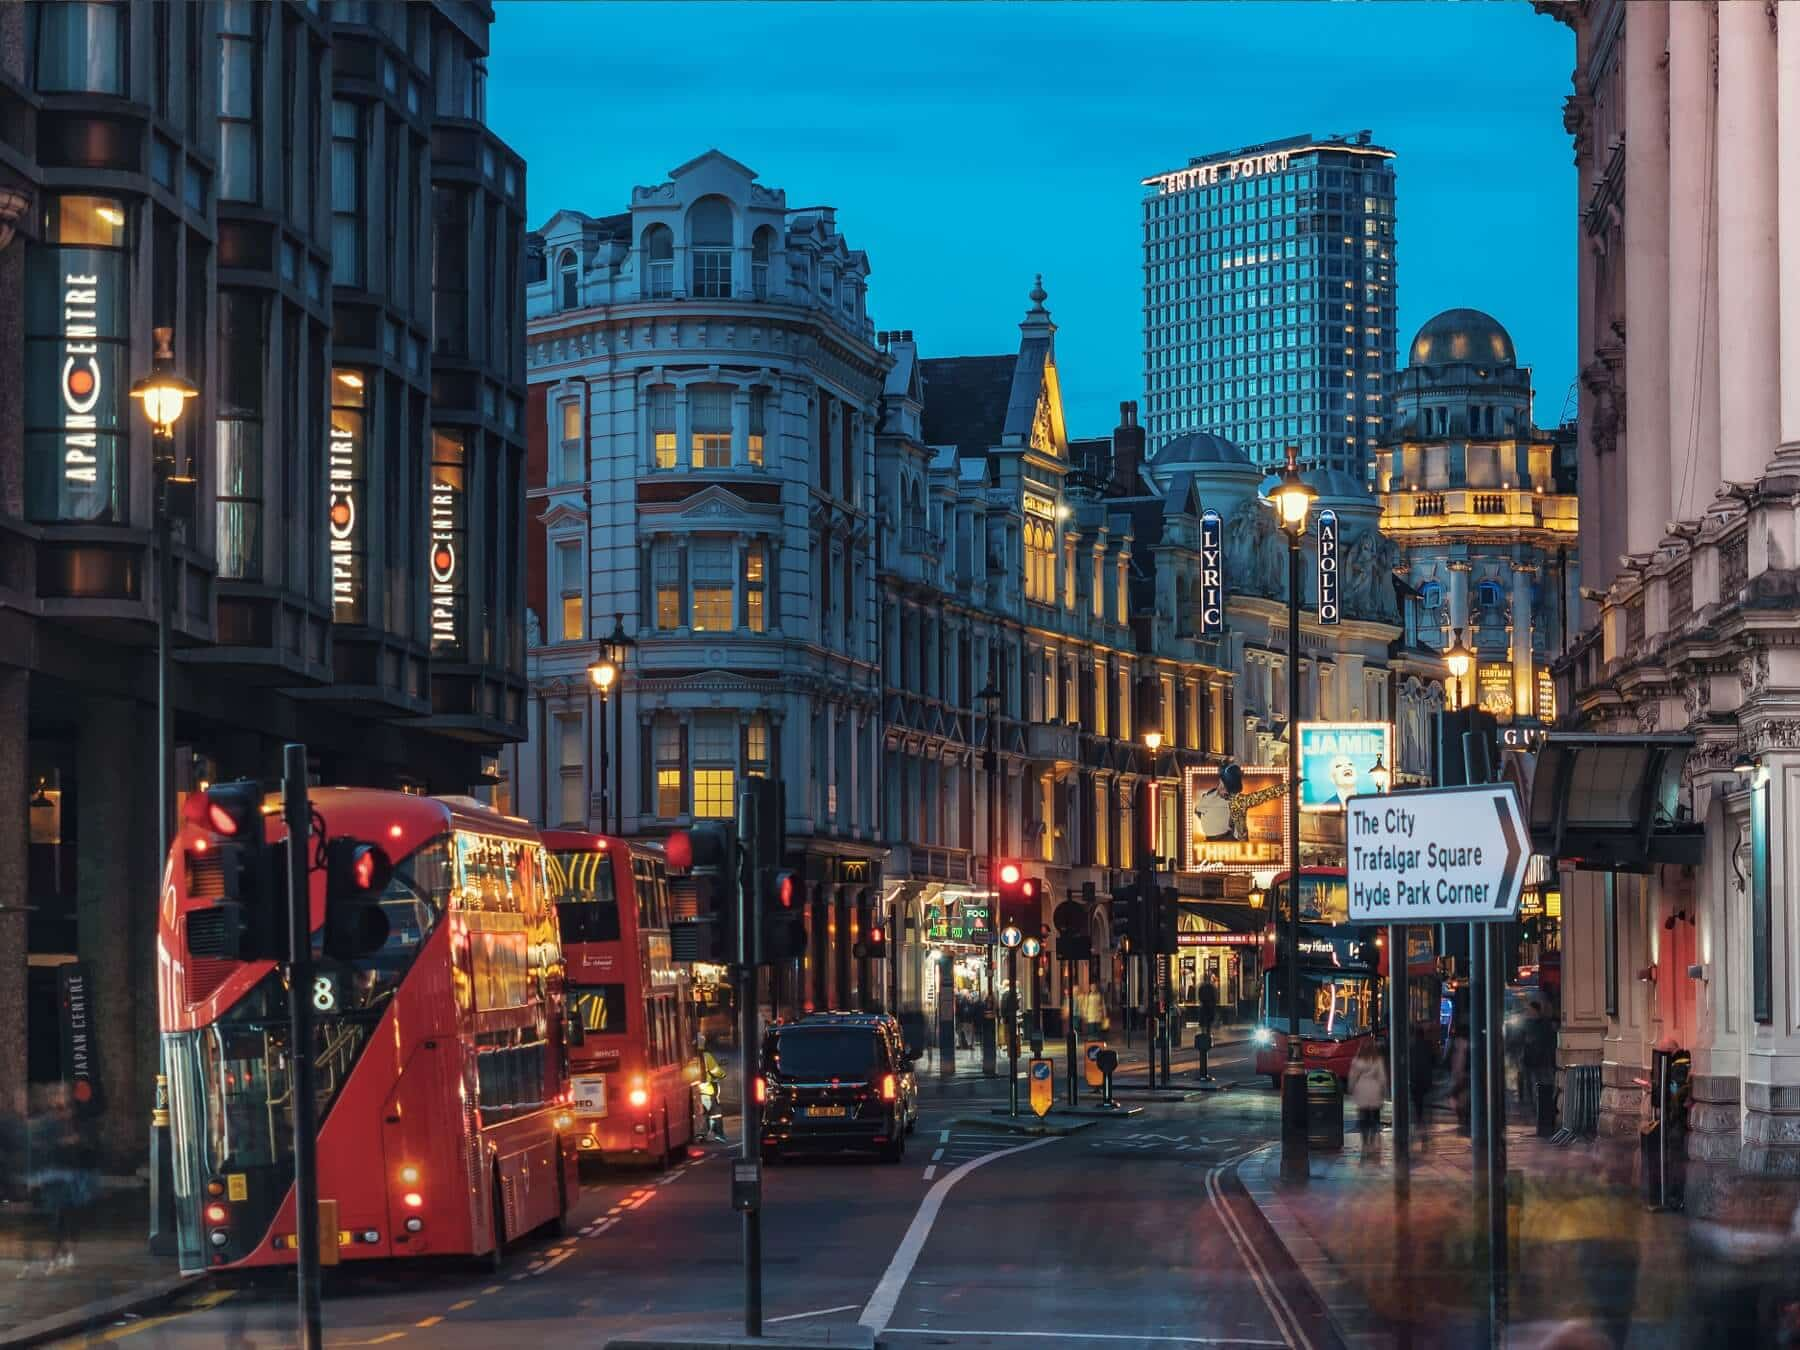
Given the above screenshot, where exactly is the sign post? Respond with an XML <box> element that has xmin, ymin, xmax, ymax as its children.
<box><xmin>1028</xmin><ymin>1058</ymin><xmax>1053</xmax><ymax>1118</ymax></box>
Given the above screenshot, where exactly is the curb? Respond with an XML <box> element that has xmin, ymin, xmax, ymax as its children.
<box><xmin>1235</xmin><ymin>1147</ymin><xmax>1395</xmax><ymax>1350</ymax></box>
<box><xmin>949</xmin><ymin>1114</ymin><xmax>1101</xmax><ymax>1136</ymax></box>
<box><xmin>0</xmin><ymin>1272</ymin><xmax>207</xmax><ymax>1350</ymax></box>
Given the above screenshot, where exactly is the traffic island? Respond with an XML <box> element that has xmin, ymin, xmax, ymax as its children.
<box><xmin>606</xmin><ymin>1325</ymin><xmax>874</xmax><ymax>1350</ymax></box>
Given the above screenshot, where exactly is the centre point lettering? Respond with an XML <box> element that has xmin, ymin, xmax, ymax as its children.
<box><xmin>1146</xmin><ymin>150</ymin><xmax>1294</xmax><ymax>195</ymax></box>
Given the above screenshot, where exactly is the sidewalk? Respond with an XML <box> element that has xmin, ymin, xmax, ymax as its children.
<box><xmin>912</xmin><ymin>1025</ymin><xmax>1248</xmax><ymax>1097</ymax></box>
<box><xmin>1237</xmin><ymin>1098</ymin><xmax>1800</xmax><ymax>1348</ymax></box>
<box><xmin>0</xmin><ymin>1180</ymin><xmax>198</xmax><ymax>1349</ymax></box>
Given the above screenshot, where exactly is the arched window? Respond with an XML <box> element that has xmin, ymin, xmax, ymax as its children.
<box><xmin>688</xmin><ymin>196</ymin><xmax>733</xmax><ymax>299</ymax></box>
<box><xmin>751</xmin><ymin>225</ymin><xmax>776</xmax><ymax>299</ymax></box>
<box><xmin>558</xmin><ymin>249</ymin><xmax>578</xmax><ymax>309</ymax></box>
<box><xmin>642</xmin><ymin>224</ymin><xmax>673</xmax><ymax>299</ymax></box>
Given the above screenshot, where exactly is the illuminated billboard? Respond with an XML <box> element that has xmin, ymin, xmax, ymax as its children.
<box><xmin>1185</xmin><ymin>762</ymin><xmax>1288</xmax><ymax>873</ymax></box>
<box><xmin>1297</xmin><ymin>722</ymin><xmax>1394</xmax><ymax>813</ymax></box>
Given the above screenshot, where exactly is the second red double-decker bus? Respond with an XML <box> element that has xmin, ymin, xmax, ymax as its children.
<box><xmin>543</xmin><ymin>831</ymin><xmax>697</xmax><ymax>1166</ymax></box>
<box><xmin>157</xmin><ymin>789</ymin><xmax>579</xmax><ymax>1273</ymax></box>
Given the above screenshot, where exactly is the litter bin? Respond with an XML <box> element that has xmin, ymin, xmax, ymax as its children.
<box><xmin>1305</xmin><ymin>1069</ymin><xmax>1344</xmax><ymax>1150</ymax></box>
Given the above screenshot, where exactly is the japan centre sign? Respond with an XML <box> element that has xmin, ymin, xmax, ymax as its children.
<box><xmin>1317</xmin><ymin>510</ymin><xmax>1339</xmax><ymax>625</ymax></box>
<box><xmin>1199</xmin><ymin>509</ymin><xmax>1224</xmax><ymax>636</ymax></box>
<box><xmin>1345</xmin><ymin>783</ymin><xmax>1528</xmax><ymax>924</ymax></box>
<box><xmin>1297</xmin><ymin>722</ymin><xmax>1393</xmax><ymax>813</ymax></box>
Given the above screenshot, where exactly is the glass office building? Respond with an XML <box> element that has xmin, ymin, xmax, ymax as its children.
<box><xmin>1141</xmin><ymin>132</ymin><xmax>1398</xmax><ymax>480</ymax></box>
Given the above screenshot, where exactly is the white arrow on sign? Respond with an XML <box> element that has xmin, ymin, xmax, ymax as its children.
<box><xmin>1344</xmin><ymin>783</ymin><xmax>1529</xmax><ymax>924</ymax></box>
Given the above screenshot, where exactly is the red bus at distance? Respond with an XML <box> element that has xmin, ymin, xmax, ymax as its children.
<box><xmin>542</xmin><ymin>831</ymin><xmax>697</xmax><ymax>1166</ymax></box>
<box><xmin>1251</xmin><ymin>867</ymin><xmax>1439</xmax><ymax>1087</ymax></box>
<box><xmin>157</xmin><ymin>789</ymin><xmax>579</xmax><ymax>1274</ymax></box>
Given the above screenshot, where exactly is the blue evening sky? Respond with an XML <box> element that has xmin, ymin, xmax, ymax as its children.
<box><xmin>488</xmin><ymin>1</ymin><xmax>1575</xmax><ymax>437</ymax></box>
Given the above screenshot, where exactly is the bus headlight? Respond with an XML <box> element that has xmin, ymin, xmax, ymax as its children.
<box><xmin>1252</xmin><ymin>1027</ymin><xmax>1274</xmax><ymax>1047</ymax></box>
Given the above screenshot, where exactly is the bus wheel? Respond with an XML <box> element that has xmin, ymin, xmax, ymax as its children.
<box><xmin>488</xmin><ymin>1175</ymin><xmax>507</xmax><ymax>1273</ymax></box>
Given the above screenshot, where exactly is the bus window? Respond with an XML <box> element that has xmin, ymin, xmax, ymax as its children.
<box><xmin>570</xmin><ymin>983</ymin><xmax>627</xmax><ymax>1034</ymax></box>
<box><xmin>548</xmin><ymin>848</ymin><xmax>620</xmax><ymax>942</ymax></box>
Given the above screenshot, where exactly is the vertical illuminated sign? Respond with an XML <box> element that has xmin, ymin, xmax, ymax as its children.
<box><xmin>1317</xmin><ymin>509</ymin><xmax>1339</xmax><ymax>625</ymax></box>
<box><xmin>328</xmin><ymin>371</ymin><xmax>367</xmax><ymax>623</ymax></box>
<box><xmin>1199</xmin><ymin>509</ymin><xmax>1224</xmax><ymax>635</ymax></box>
<box><xmin>429</xmin><ymin>429</ymin><xmax>467</xmax><ymax>654</ymax></box>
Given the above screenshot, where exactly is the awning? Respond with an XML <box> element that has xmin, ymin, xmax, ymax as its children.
<box><xmin>1180</xmin><ymin>902</ymin><xmax>1269</xmax><ymax>934</ymax></box>
<box><xmin>1527</xmin><ymin>733</ymin><xmax>1702</xmax><ymax>872</ymax></box>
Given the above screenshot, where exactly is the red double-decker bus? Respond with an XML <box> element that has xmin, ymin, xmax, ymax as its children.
<box><xmin>543</xmin><ymin>831</ymin><xmax>697</xmax><ymax>1166</ymax></box>
<box><xmin>1250</xmin><ymin>867</ymin><xmax>1440</xmax><ymax>1087</ymax></box>
<box><xmin>157</xmin><ymin>789</ymin><xmax>579</xmax><ymax>1273</ymax></box>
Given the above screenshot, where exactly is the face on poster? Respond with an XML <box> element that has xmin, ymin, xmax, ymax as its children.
<box><xmin>1297</xmin><ymin>722</ymin><xmax>1393</xmax><ymax>812</ymax></box>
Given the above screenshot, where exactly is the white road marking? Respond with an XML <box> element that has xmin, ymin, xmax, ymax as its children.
<box><xmin>921</xmin><ymin>1165</ymin><xmax>936</xmax><ymax>1180</ymax></box>
<box><xmin>938</xmin><ymin>1129</ymin><xmax>950</xmax><ymax>1142</ymax></box>
<box><xmin>883</xmin><ymin>1331</ymin><xmax>1284</xmax><ymax>1346</ymax></box>
<box><xmin>765</xmin><ymin>1303</ymin><xmax>861</xmax><ymax>1325</ymax></box>
<box><xmin>930</xmin><ymin>1148</ymin><xmax>944</xmax><ymax>1162</ymax></box>
<box><xmin>1205</xmin><ymin>1147</ymin><xmax>1310</xmax><ymax>1350</ymax></box>
<box><xmin>859</xmin><ymin>1134</ymin><xmax>1060</xmax><ymax>1335</ymax></box>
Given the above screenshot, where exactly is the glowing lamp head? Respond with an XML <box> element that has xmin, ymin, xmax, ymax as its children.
<box><xmin>129</xmin><ymin>328</ymin><xmax>199</xmax><ymax>438</ymax></box>
<box><xmin>1445</xmin><ymin>628</ymin><xmax>1474</xmax><ymax>681</ymax></box>
<box><xmin>1143</xmin><ymin>729</ymin><xmax>1163</xmax><ymax>753</ymax></box>
<box><xmin>1267</xmin><ymin>450</ymin><xmax>1317</xmax><ymax>537</ymax></box>
<box><xmin>587</xmin><ymin>658</ymin><xmax>618</xmax><ymax>692</ymax></box>
<box><xmin>1370</xmin><ymin>755</ymin><xmax>1391</xmax><ymax>794</ymax></box>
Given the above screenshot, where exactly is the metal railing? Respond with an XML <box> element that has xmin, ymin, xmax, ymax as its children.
<box><xmin>1549</xmin><ymin>1063</ymin><xmax>1602</xmax><ymax>1144</ymax></box>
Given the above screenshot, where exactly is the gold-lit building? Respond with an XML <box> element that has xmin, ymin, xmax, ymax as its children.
<box><xmin>1376</xmin><ymin>309</ymin><xmax>1579</xmax><ymax>739</ymax></box>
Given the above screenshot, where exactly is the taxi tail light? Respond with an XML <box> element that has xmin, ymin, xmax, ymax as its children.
<box><xmin>880</xmin><ymin>1073</ymin><xmax>897</xmax><ymax>1102</ymax></box>
<box><xmin>754</xmin><ymin>1076</ymin><xmax>767</xmax><ymax>1105</ymax></box>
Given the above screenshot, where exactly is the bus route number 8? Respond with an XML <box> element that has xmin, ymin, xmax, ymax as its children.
<box><xmin>313</xmin><ymin>973</ymin><xmax>338</xmax><ymax>1013</ymax></box>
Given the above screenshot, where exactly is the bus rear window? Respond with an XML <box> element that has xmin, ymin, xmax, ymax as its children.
<box><xmin>570</xmin><ymin>983</ymin><xmax>628</xmax><ymax>1034</ymax></box>
<box><xmin>550</xmin><ymin>849</ymin><xmax>621</xmax><ymax>943</ymax></box>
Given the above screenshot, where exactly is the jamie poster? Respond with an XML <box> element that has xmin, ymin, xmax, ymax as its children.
<box><xmin>1297</xmin><ymin>722</ymin><xmax>1393</xmax><ymax>812</ymax></box>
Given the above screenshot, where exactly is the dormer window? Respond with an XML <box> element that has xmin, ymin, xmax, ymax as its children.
<box><xmin>558</xmin><ymin>248</ymin><xmax>578</xmax><ymax>309</ymax></box>
<box><xmin>643</xmin><ymin>224</ymin><xmax>673</xmax><ymax>299</ymax></box>
<box><xmin>752</xmin><ymin>226</ymin><xmax>775</xmax><ymax>299</ymax></box>
<box><xmin>689</xmin><ymin>197</ymin><xmax>733</xmax><ymax>299</ymax></box>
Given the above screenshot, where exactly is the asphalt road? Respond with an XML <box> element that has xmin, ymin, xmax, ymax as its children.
<box><xmin>66</xmin><ymin>1040</ymin><xmax>1337</xmax><ymax>1350</ymax></box>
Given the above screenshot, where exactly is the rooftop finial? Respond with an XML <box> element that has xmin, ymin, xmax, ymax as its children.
<box><xmin>1028</xmin><ymin>273</ymin><xmax>1048</xmax><ymax>313</ymax></box>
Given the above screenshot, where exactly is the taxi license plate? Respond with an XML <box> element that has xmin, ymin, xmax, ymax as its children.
<box><xmin>806</xmin><ymin>1105</ymin><xmax>847</xmax><ymax>1118</ymax></box>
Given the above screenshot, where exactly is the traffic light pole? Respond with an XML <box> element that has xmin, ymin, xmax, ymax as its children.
<box><xmin>283</xmin><ymin>743</ymin><xmax>323</xmax><ymax>1350</ymax></box>
<box><xmin>1064</xmin><ymin>958</ymin><xmax>1078</xmax><ymax>1106</ymax></box>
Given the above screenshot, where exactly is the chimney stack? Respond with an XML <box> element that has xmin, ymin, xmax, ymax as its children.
<box><xmin>1111</xmin><ymin>400</ymin><xmax>1146</xmax><ymax>495</ymax></box>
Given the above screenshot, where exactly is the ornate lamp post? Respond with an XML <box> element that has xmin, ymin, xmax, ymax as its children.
<box><xmin>1265</xmin><ymin>449</ymin><xmax>1315</xmax><ymax>1186</ymax></box>
<box><xmin>586</xmin><ymin>655</ymin><xmax>618</xmax><ymax>834</ymax></box>
<box><xmin>1445</xmin><ymin>628</ymin><xmax>1474</xmax><ymax>712</ymax></box>
<box><xmin>604</xmin><ymin>614</ymin><xmax>634</xmax><ymax>835</ymax></box>
<box><xmin>131</xmin><ymin>326</ymin><xmax>197</xmax><ymax>1257</ymax></box>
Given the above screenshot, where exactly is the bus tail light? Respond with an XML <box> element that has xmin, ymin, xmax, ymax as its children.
<box><xmin>554</xmin><ymin>1111</ymin><xmax>573</xmax><ymax>1131</ymax></box>
<box><xmin>628</xmin><ymin>1087</ymin><xmax>648</xmax><ymax>1108</ymax></box>
<box><xmin>754</xmin><ymin>1076</ymin><xmax>767</xmax><ymax>1105</ymax></box>
<box><xmin>205</xmin><ymin>1203</ymin><xmax>228</xmax><ymax>1224</ymax></box>
<box><xmin>880</xmin><ymin>1073</ymin><xmax>897</xmax><ymax>1102</ymax></box>
<box><xmin>399</xmin><ymin>1164</ymin><xmax>420</xmax><ymax>1186</ymax></box>
<box><xmin>205</xmin><ymin>1179</ymin><xmax>225</xmax><ymax>1199</ymax></box>
<box><xmin>402</xmin><ymin>1192</ymin><xmax>423</xmax><ymax>1209</ymax></box>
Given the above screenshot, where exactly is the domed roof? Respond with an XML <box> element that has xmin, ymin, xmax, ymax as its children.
<box><xmin>1149</xmin><ymin>431</ymin><xmax>1252</xmax><ymax>467</ymax></box>
<box><xmin>1409</xmin><ymin>308</ymin><xmax>1515</xmax><ymax>367</ymax></box>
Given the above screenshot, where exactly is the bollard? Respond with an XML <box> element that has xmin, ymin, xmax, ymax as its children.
<box><xmin>1194</xmin><ymin>1030</ymin><xmax>1213</xmax><ymax>1081</ymax></box>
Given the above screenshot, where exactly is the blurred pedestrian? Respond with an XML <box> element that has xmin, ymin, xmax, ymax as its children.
<box><xmin>1409</xmin><ymin>1021</ymin><xmax>1435</xmax><ymax>1149</ymax></box>
<box><xmin>1197</xmin><ymin>976</ymin><xmax>1219</xmax><ymax>1035</ymax></box>
<box><xmin>1522</xmin><ymin>999</ymin><xmax>1556</xmax><ymax>1116</ymax></box>
<box><xmin>27</xmin><ymin>1084</ymin><xmax>96</xmax><ymax>1274</ymax></box>
<box><xmin>1449</xmin><ymin>1021</ymin><xmax>1472</xmax><ymax>1135</ymax></box>
<box><xmin>1349</xmin><ymin>1038</ymin><xmax>1387</xmax><ymax>1157</ymax></box>
<box><xmin>1081</xmin><ymin>985</ymin><xmax>1103</xmax><ymax>1038</ymax></box>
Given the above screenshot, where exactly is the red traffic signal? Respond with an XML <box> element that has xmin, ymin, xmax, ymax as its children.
<box><xmin>665</xmin><ymin>829</ymin><xmax>693</xmax><ymax>872</ymax></box>
<box><xmin>324</xmin><ymin>838</ymin><xmax>393</xmax><ymax>961</ymax></box>
<box><xmin>776</xmin><ymin>871</ymin><xmax>797</xmax><ymax>908</ymax></box>
<box><xmin>996</xmin><ymin>861</ymin><xmax>1038</xmax><ymax>936</ymax></box>
<box><xmin>997</xmin><ymin>860</ymin><xmax>1022</xmax><ymax>887</ymax></box>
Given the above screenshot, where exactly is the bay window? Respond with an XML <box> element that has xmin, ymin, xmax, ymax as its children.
<box><xmin>690</xmin><ymin>541</ymin><xmax>733</xmax><ymax>630</ymax></box>
<box><xmin>654</xmin><ymin>722</ymin><xmax>683</xmax><ymax>818</ymax></box>
<box><xmin>219</xmin><ymin>1</ymin><xmax>261</xmax><ymax>203</ymax></box>
<box><xmin>215</xmin><ymin>289</ymin><xmax>267</xmax><ymax>580</ymax></box>
<box><xmin>330</xmin><ymin>100</ymin><xmax>364</xmax><ymax>286</ymax></box>
<box><xmin>692</xmin><ymin>716</ymin><xmax>736</xmax><ymax>818</ymax></box>
<box><xmin>748</xmin><ymin>389</ymin><xmax>767</xmax><ymax>467</ymax></box>
<box><xmin>690</xmin><ymin>385</ymin><xmax>731</xmax><ymax>468</ymax></box>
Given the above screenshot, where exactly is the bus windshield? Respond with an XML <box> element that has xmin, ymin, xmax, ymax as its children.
<box><xmin>549</xmin><ymin>849</ymin><xmax>621</xmax><ymax>943</ymax></box>
<box><xmin>1263</xmin><ymin>969</ymin><xmax>1377</xmax><ymax>1041</ymax></box>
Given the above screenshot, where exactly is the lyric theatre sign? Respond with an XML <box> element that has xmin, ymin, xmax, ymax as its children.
<box><xmin>1144</xmin><ymin>150</ymin><xmax>1294</xmax><ymax>195</ymax></box>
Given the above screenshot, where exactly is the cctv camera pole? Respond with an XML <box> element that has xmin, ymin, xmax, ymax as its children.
<box><xmin>283</xmin><ymin>742</ymin><xmax>323</xmax><ymax>1350</ymax></box>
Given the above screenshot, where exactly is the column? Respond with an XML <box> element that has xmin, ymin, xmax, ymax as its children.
<box><xmin>1779</xmin><ymin>0</ymin><xmax>1800</xmax><ymax>451</ymax></box>
<box><xmin>731</xmin><ymin>387</ymin><xmax>750</xmax><ymax>467</ymax></box>
<box><xmin>1624</xmin><ymin>0</ymin><xmax>1670</xmax><ymax>553</ymax></box>
<box><xmin>0</xmin><ymin>669</ymin><xmax>27</xmax><ymax>1167</ymax></box>
<box><xmin>674</xmin><ymin>386</ymin><xmax>691</xmax><ymax>471</ymax></box>
<box><xmin>1716</xmin><ymin>0</ymin><xmax>1782</xmax><ymax>485</ymax></box>
<box><xmin>1669</xmin><ymin>0</ymin><xmax>1721</xmax><ymax>518</ymax></box>
<box><xmin>1511</xmin><ymin>565</ymin><xmax>1536</xmax><ymax>721</ymax></box>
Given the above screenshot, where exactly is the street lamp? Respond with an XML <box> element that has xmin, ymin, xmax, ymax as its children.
<box><xmin>1445</xmin><ymin>627</ymin><xmax>1474</xmax><ymax>711</ymax></box>
<box><xmin>586</xmin><ymin>655</ymin><xmax>618</xmax><ymax>836</ymax></box>
<box><xmin>978</xmin><ymin>682</ymin><xmax>1002</xmax><ymax>1078</ymax></box>
<box><xmin>132</xmin><ymin>325</ymin><xmax>197</xmax><ymax>1259</ymax></box>
<box><xmin>1139</xmin><ymin>720</ymin><xmax>1169</xmax><ymax>1086</ymax></box>
<box><xmin>1370</xmin><ymin>754</ymin><xmax>1391</xmax><ymax>795</ymax></box>
<box><xmin>604</xmin><ymin>614</ymin><xmax>634</xmax><ymax>836</ymax></box>
<box><xmin>1263</xmin><ymin>447</ymin><xmax>1314</xmax><ymax>1187</ymax></box>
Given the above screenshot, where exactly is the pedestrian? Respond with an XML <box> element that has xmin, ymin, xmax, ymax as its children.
<box><xmin>27</xmin><ymin>1084</ymin><xmax>95</xmax><ymax>1274</ymax></box>
<box><xmin>1081</xmin><ymin>985</ymin><xmax>1103</xmax><ymax>1038</ymax></box>
<box><xmin>1449</xmin><ymin>1020</ymin><xmax>1472</xmax><ymax>1135</ymax></box>
<box><xmin>1409</xmin><ymin>1021</ymin><xmax>1435</xmax><ymax>1150</ymax></box>
<box><xmin>1349</xmin><ymin>1038</ymin><xmax>1387</xmax><ymax>1157</ymax></box>
<box><xmin>1522</xmin><ymin>999</ymin><xmax>1556</xmax><ymax>1120</ymax></box>
<box><xmin>1197</xmin><ymin>975</ymin><xmax>1219</xmax><ymax>1035</ymax></box>
<box><xmin>695</xmin><ymin>1034</ymin><xmax>728</xmax><ymax>1142</ymax></box>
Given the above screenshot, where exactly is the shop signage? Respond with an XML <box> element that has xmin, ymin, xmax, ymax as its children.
<box><xmin>925</xmin><ymin>898</ymin><xmax>990</xmax><ymax>945</ymax></box>
<box><xmin>327</xmin><ymin>415</ymin><xmax>364</xmax><ymax>622</ymax></box>
<box><xmin>58</xmin><ymin>962</ymin><xmax>101</xmax><ymax>1112</ymax></box>
<box><xmin>1297</xmin><ymin>722</ymin><xmax>1393</xmax><ymax>813</ymax></box>
<box><xmin>25</xmin><ymin>247</ymin><xmax>128</xmax><ymax>522</ymax></box>
<box><xmin>1175</xmin><ymin>931</ymin><xmax>1262</xmax><ymax>948</ymax></box>
<box><xmin>837</xmin><ymin>858</ymin><xmax>872</xmax><ymax>885</ymax></box>
<box><xmin>1317</xmin><ymin>510</ymin><xmax>1339</xmax><ymax>625</ymax></box>
<box><xmin>1185</xmin><ymin>762</ymin><xmax>1287</xmax><ymax>873</ymax></box>
<box><xmin>428</xmin><ymin>468</ymin><xmax>463</xmax><ymax>652</ymax></box>
<box><xmin>1200</xmin><ymin>509</ymin><xmax>1224</xmax><ymax>635</ymax></box>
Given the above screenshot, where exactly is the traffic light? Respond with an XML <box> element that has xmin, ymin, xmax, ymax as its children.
<box><xmin>995</xmin><ymin>860</ymin><xmax>1039</xmax><ymax>934</ymax></box>
<box><xmin>1156</xmin><ymin>886</ymin><xmax>1180</xmax><ymax>955</ymax></box>
<box><xmin>762</xmin><ymin>869</ymin><xmax>807</xmax><ymax>963</ymax></box>
<box><xmin>1521</xmin><ymin>916</ymin><xmax>1542</xmax><ymax>945</ymax></box>
<box><xmin>1110</xmin><ymin>884</ymin><xmax>1140</xmax><ymax>952</ymax></box>
<box><xmin>323</xmin><ymin>838</ymin><xmax>393</xmax><ymax>961</ymax></box>
<box><xmin>1053</xmin><ymin>898</ymin><xmax>1091</xmax><ymax>962</ymax></box>
<box><xmin>181</xmin><ymin>781</ymin><xmax>285</xmax><ymax>962</ymax></box>
<box><xmin>667</xmin><ymin>820</ymin><xmax>737</xmax><ymax>963</ymax></box>
<box><xmin>854</xmin><ymin>919</ymin><xmax>887</xmax><ymax>962</ymax></box>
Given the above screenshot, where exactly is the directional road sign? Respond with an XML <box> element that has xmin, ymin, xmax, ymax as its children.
<box><xmin>1344</xmin><ymin>783</ymin><xmax>1528</xmax><ymax>924</ymax></box>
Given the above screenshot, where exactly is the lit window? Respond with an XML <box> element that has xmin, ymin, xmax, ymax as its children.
<box><xmin>559</xmin><ymin>400</ymin><xmax>582</xmax><ymax>483</ymax></box>
<box><xmin>693</xmin><ymin>770</ymin><xmax>735</xmax><ymax>819</ymax></box>
<box><xmin>692</xmin><ymin>542</ymin><xmax>733</xmax><ymax>631</ymax></box>
<box><xmin>653</xmin><ymin>544</ymin><xmax>681</xmax><ymax>630</ymax></box>
<box><xmin>746</xmin><ymin>716</ymin><xmax>769</xmax><ymax>776</ymax></box>
<box><xmin>649</xmin><ymin>386</ymin><xmax>676</xmax><ymax>470</ymax></box>
<box><xmin>556</xmin><ymin>539</ymin><xmax>583</xmax><ymax>642</ymax></box>
<box><xmin>654</xmin><ymin>722</ymin><xmax>683</xmax><ymax>817</ymax></box>
<box><xmin>743</xmin><ymin>541</ymin><xmax>766</xmax><ymax>633</ymax></box>
<box><xmin>691</xmin><ymin>385</ymin><xmax>732</xmax><ymax>469</ymax></box>
<box><xmin>748</xmin><ymin>389</ymin><xmax>767</xmax><ymax>467</ymax></box>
